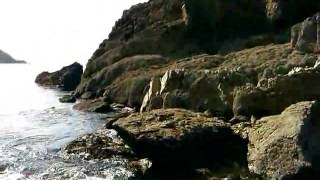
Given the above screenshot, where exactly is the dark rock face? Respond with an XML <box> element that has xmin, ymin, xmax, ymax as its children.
<box><xmin>248</xmin><ymin>101</ymin><xmax>320</xmax><ymax>179</ymax></box>
<box><xmin>110</xmin><ymin>109</ymin><xmax>248</xmax><ymax>169</ymax></box>
<box><xmin>35</xmin><ymin>62</ymin><xmax>83</xmax><ymax>91</ymax></box>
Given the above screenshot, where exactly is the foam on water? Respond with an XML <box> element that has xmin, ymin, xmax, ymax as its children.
<box><xmin>0</xmin><ymin>64</ymin><xmax>132</xmax><ymax>179</ymax></box>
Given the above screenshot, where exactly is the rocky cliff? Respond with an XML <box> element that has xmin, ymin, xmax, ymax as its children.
<box><xmin>0</xmin><ymin>50</ymin><xmax>25</xmax><ymax>63</ymax></box>
<box><xmin>75</xmin><ymin>0</ymin><xmax>320</xmax><ymax>108</ymax></box>
<box><xmin>59</xmin><ymin>0</ymin><xmax>320</xmax><ymax>179</ymax></box>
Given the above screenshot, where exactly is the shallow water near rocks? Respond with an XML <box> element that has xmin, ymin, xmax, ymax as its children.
<box><xmin>0</xmin><ymin>64</ymin><xmax>132</xmax><ymax>179</ymax></box>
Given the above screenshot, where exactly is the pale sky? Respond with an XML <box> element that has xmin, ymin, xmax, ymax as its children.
<box><xmin>0</xmin><ymin>0</ymin><xmax>147</xmax><ymax>71</ymax></box>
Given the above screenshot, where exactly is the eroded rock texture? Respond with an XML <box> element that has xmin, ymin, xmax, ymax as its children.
<box><xmin>248</xmin><ymin>101</ymin><xmax>320</xmax><ymax>179</ymax></box>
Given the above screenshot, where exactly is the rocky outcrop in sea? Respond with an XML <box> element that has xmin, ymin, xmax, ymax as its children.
<box><xmin>35</xmin><ymin>62</ymin><xmax>83</xmax><ymax>91</ymax></box>
<box><xmin>36</xmin><ymin>0</ymin><xmax>320</xmax><ymax>179</ymax></box>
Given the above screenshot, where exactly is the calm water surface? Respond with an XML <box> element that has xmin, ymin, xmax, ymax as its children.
<box><xmin>0</xmin><ymin>64</ymin><xmax>131</xmax><ymax>179</ymax></box>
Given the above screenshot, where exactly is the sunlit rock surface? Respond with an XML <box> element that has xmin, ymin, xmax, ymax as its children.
<box><xmin>248</xmin><ymin>101</ymin><xmax>320</xmax><ymax>179</ymax></box>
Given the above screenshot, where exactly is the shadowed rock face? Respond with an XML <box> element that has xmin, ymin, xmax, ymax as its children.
<box><xmin>110</xmin><ymin>108</ymin><xmax>248</xmax><ymax>169</ymax></box>
<box><xmin>35</xmin><ymin>62</ymin><xmax>83</xmax><ymax>91</ymax></box>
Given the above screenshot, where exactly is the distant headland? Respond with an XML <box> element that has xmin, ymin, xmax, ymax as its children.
<box><xmin>0</xmin><ymin>49</ymin><xmax>26</xmax><ymax>64</ymax></box>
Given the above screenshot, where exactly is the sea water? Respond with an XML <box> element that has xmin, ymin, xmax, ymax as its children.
<box><xmin>0</xmin><ymin>64</ymin><xmax>131</xmax><ymax>179</ymax></box>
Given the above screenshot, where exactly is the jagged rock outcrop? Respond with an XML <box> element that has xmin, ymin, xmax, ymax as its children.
<box><xmin>35</xmin><ymin>62</ymin><xmax>83</xmax><ymax>91</ymax></box>
<box><xmin>0</xmin><ymin>49</ymin><xmax>26</xmax><ymax>63</ymax></box>
<box><xmin>233</xmin><ymin>61</ymin><xmax>320</xmax><ymax>118</ymax></box>
<box><xmin>248</xmin><ymin>101</ymin><xmax>320</xmax><ymax>179</ymax></box>
<box><xmin>141</xmin><ymin>43</ymin><xmax>318</xmax><ymax>118</ymax></box>
<box><xmin>109</xmin><ymin>108</ymin><xmax>248</xmax><ymax>171</ymax></box>
<box><xmin>140</xmin><ymin>68</ymin><xmax>254</xmax><ymax>118</ymax></box>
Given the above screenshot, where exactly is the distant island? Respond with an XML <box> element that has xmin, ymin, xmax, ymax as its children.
<box><xmin>0</xmin><ymin>49</ymin><xmax>26</xmax><ymax>63</ymax></box>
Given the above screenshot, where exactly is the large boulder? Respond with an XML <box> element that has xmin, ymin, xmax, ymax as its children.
<box><xmin>233</xmin><ymin>62</ymin><xmax>320</xmax><ymax>118</ymax></box>
<box><xmin>73</xmin><ymin>98</ymin><xmax>112</xmax><ymax>113</ymax></box>
<box><xmin>291</xmin><ymin>13</ymin><xmax>320</xmax><ymax>53</ymax></box>
<box><xmin>140</xmin><ymin>68</ymin><xmax>255</xmax><ymax>117</ymax></box>
<box><xmin>35</xmin><ymin>62</ymin><xmax>83</xmax><ymax>91</ymax></box>
<box><xmin>248</xmin><ymin>101</ymin><xmax>320</xmax><ymax>179</ymax></box>
<box><xmin>109</xmin><ymin>108</ymin><xmax>248</xmax><ymax>169</ymax></box>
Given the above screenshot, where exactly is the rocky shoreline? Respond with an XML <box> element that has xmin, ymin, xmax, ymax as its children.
<box><xmin>36</xmin><ymin>0</ymin><xmax>320</xmax><ymax>179</ymax></box>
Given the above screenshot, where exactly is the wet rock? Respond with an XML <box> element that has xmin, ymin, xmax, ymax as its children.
<box><xmin>110</xmin><ymin>108</ymin><xmax>248</xmax><ymax>169</ymax></box>
<box><xmin>248</xmin><ymin>101</ymin><xmax>320</xmax><ymax>179</ymax></box>
<box><xmin>73</xmin><ymin>98</ymin><xmax>113</xmax><ymax>113</ymax></box>
<box><xmin>35</xmin><ymin>62</ymin><xmax>83</xmax><ymax>91</ymax></box>
<box><xmin>63</xmin><ymin>129</ymin><xmax>134</xmax><ymax>160</ymax></box>
<box><xmin>59</xmin><ymin>95</ymin><xmax>76</xmax><ymax>103</ymax></box>
<box><xmin>0</xmin><ymin>163</ymin><xmax>7</xmax><ymax>174</ymax></box>
<box><xmin>63</xmin><ymin>129</ymin><xmax>154</xmax><ymax>178</ymax></box>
